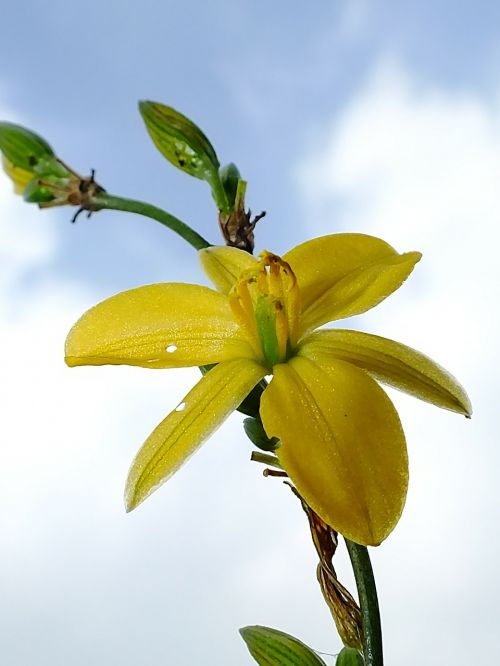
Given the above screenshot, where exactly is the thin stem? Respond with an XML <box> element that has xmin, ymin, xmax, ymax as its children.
<box><xmin>345</xmin><ymin>539</ymin><xmax>383</xmax><ymax>666</ymax></box>
<box><xmin>92</xmin><ymin>192</ymin><xmax>211</xmax><ymax>251</ymax></box>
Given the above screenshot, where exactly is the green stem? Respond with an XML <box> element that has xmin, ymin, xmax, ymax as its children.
<box><xmin>92</xmin><ymin>193</ymin><xmax>211</xmax><ymax>251</ymax></box>
<box><xmin>345</xmin><ymin>539</ymin><xmax>383</xmax><ymax>666</ymax></box>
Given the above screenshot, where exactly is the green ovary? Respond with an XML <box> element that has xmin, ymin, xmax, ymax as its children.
<box><xmin>255</xmin><ymin>295</ymin><xmax>282</xmax><ymax>366</ymax></box>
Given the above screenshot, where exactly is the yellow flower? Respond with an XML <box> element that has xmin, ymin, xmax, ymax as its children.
<box><xmin>65</xmin><ymin>234</ymin><xmax>471</xmax><ymax>545</ymax></box>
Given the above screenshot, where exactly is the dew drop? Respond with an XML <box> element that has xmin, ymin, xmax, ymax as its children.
<box><xmin>175</xmin><ymin>402</ymin><xmax>186</xmax><ymax>412</ymax></box>
<box><xmin>166</xmin><ymin>344</ymin><xmax>177</xmax><ymax>353</ymax></box>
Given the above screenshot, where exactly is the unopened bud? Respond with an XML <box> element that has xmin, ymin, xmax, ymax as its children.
<box><xmin>0</xmin><ymin>122</ymin><xmax>54</xmax><ymax>172</ymax></box>
<box><xmin>139</xmin><ymin>100</ymin><xmax>229</xmax><ymax>211</ymax></box>
<box><xmin>240</xmin><ymin>626</ymin><xmax>328</xmax><ymax>666</ymax></box>
<box><xmin>243</xmin><ymin>417</ymin><xmax>279</xmax><ymax>452</ymax></box>
<box><xmin>0</xmin><ymin>122</ymin><xmax>105</xmax><ymax>217</ymax></box>
<box><xmin>335</xmin><ymin>647</ymin><xmax>364</xmax><ymax>665</ymax></box>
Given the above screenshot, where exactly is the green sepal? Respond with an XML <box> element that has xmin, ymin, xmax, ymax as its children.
<box><xmin>335</xmin><ymin>647</ymin><xmax>364</xmax><ymax>665</ymax></box>
<box><xmin>22</xmin><ymin>179</ymin><xmax>57</xmax><ymax>203</ymax></box>
<box><xmin>243</xmin><ymin>417</ymin><xmax>279</xmax><ymax>452</ymax></box>
<box><xmin>219</xmin><ymin>162</ymin><xmax>241</xmax><ymax>208</ymax></box>
<box><xmin>139</xmin><ymin>101</ymin><xmax>229</xmax><ymax>211</ymax></box>
<box><xmin>0</xmin><ymin>122</ymin><xmax>54</xmax><ymax>172</ymax></box>
<box><xmin>240</xmin><ymin>626</ymin><xmax>328</xmax><ymax>666</ymax></box>
<box><xmin>237</xmin><ymin>378</ymin><xmax>267</xmax><ymax>416</ymax></box>
<box><xmin>32</xmin><ymin>155</ymin><xmax>70</xmax><ymax>179</ymax></box>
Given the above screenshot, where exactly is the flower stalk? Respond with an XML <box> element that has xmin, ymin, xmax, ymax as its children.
<box><xmin>345</xmin><ymin>539</ymin><xmax>383</xmax><ymax>666</ymax></box>
<box><xmin>91</xmin><ymin>192</ymin><xmax>210</xmax><ymax>251</ymax></box>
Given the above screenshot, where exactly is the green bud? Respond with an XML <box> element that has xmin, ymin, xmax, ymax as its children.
<box><xmin>138</xmin><ymin>101</ymin><xmax>229</xmax><ymax>211</ymax></box>
<box><xmin>219</xmin><ymin>162</ymin><xmax>241</xmax><ymax>208</ymax></box>
<box><xmin>243</xmin><ymin>417</ymin><xmax>279</xmax><ymax>452</ymax></box>
<box><xmin>240</xmin><ymin>626</ymin><xmax>328</xmax><ymax>666</ymax></box>
<box><xmin>0</xmin><ymin>123</ymin><xmax>103</xmax><ymax>213</ymax></box>
<box><xmin>0</xmin><ymin>122</ymin><xmax>54</xmax><ymax>172</ymax></box>
<box><xmin>237</xmin><ymin>379</ymin><xmax>266</xmax><ymax>417</ymax></box>
<box><xmin>335</xmin><ymin>647</ymin><xmax>364</xmax><ymax>665</ymax></box>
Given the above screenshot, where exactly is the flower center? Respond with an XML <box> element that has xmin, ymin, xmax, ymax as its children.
<box><xmin>229</xmin><ymin>251</ymin><xmax>300</xmax><ymax>367</ymax></box>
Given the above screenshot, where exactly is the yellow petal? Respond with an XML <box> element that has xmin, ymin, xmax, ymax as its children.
<box><xmin>260</xmin><ymin>356</ymin><xmax>408</xmax><ymax>546</ymax></box>
<box><xmin>65</xmin><ymin>283</ymin><xmax>253</xmax><ymax>368</ymax></box>
<box><xmin>125</xmin><ymin>358</ymin><xmax>267</xmax><ymax>511</ymax></box>
<box><xmin>300</xmin><ymin>329</ymin><xmax>472</xmax><ymax>417</ymax></box>
<box><xmin>2</xmin><ymin>155</ymin><xmax>33</xmax><ymax>194</ymax></box>
<box><xmin>283</xmin><ymin>234</ymin><xmax>421</xmax><ymax>333</ymax></box>
<box><xmin>199</xmin><ymin>245</ymin><xmax>258</xmax><ymax>294</ymax></box>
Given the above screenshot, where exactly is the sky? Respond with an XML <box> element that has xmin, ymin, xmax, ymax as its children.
<box><xmin>1</xmin><ymin>1</ymin><xmax>499</xmax><ymax>664</ymax></box>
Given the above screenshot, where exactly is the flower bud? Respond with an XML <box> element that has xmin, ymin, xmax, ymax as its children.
<box><xmin>0</xmin><ymin>122</ymin><xmax>54</xmax><ymax>172</ymax></box>
<box><xmin>240</xmin><ymin>626</ymin><xmax>327</xmax><ymax>665</ymax></box>
<box><xmin>243</xmin><ymin>416</ymin><xmax>279</xmax><ymax>451</ymax></box>
<box><xmin>0</xmin><ymin>122</ymin><xmax>105</xmax><ymax>216</ymax></box>
<box><xmin>139</xmin><ymin>100</ymin><xmax>229</xmax><ymax>211</ymax></box>
<box><xmin>335</xmin><ymin>647</ymin><xmax>364</xmax><ymax>665</ymax></box>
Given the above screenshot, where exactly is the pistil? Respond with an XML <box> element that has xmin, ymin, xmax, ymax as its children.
<box><xmin>229</xmin><ymin>252</ymin><xmax>300</xmax><ymax>367</ymax></box>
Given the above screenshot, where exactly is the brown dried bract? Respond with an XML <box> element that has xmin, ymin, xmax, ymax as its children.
<box><xmin>218</xmin><ymin>207</ymin><xmax>266</xmax><ymax>254</ymax></box>
<box><xmin>288</xmin><ymin>483</ymin><xmax>363</xmax><ymax>651</ymax></box>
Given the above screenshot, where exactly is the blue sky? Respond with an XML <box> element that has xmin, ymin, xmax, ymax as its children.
<box><xmin>1</xmin><ymin>2</ymin><xmax>499</xmax><ymax>664</ymax></box>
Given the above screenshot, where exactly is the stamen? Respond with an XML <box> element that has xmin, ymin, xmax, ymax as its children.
<box><xmin>274</xmin><ymin>301</ymin><xmax>289</xmax><ymax>361</ymax></box>
<box><xmin>229</xmin><ymin>279</ymin><xmax>265</xmax><ymax>361</ymax></box>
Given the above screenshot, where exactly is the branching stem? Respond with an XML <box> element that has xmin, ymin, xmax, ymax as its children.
<box><xmin>92</xmin><ymin>193</ymin><xmax>211</xmax><ymax>251</ymax></box>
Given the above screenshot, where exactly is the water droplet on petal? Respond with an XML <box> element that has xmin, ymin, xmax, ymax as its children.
<box><xmin>166</xmin><ymin>344</ymin><xmax>177</xmax><ymax>353</ymax></box>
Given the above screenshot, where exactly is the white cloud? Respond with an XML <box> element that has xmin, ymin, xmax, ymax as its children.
<box><xmin>296</xmin><ymin>58</ymin><xmax>499</xmax><ymax>663</ymax></box>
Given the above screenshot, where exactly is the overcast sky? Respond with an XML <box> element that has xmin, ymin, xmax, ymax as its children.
<box><xmin>1</xmin><ymin>2</ymin><xmax>499</xmax><ymax>664</ymax></box>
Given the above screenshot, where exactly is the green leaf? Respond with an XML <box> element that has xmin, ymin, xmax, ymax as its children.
<box><xmin>240</xmin><ymin>626</ymin><xmax>328</xmax><ymax>666</ymax></box>
<box><xmin>0</xmin><ymin>122</ymin><xmax>54</xmax><ymax>172</ymax></box>
<box><xmin>139</xmin><ymin>101</ymin><xmax>229</xmax><ymax>211</ymax></box>
<box><xmin>335</xmin><ymin>647</ymin><xmax>364</xmax><ymax>665</ymax></box>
